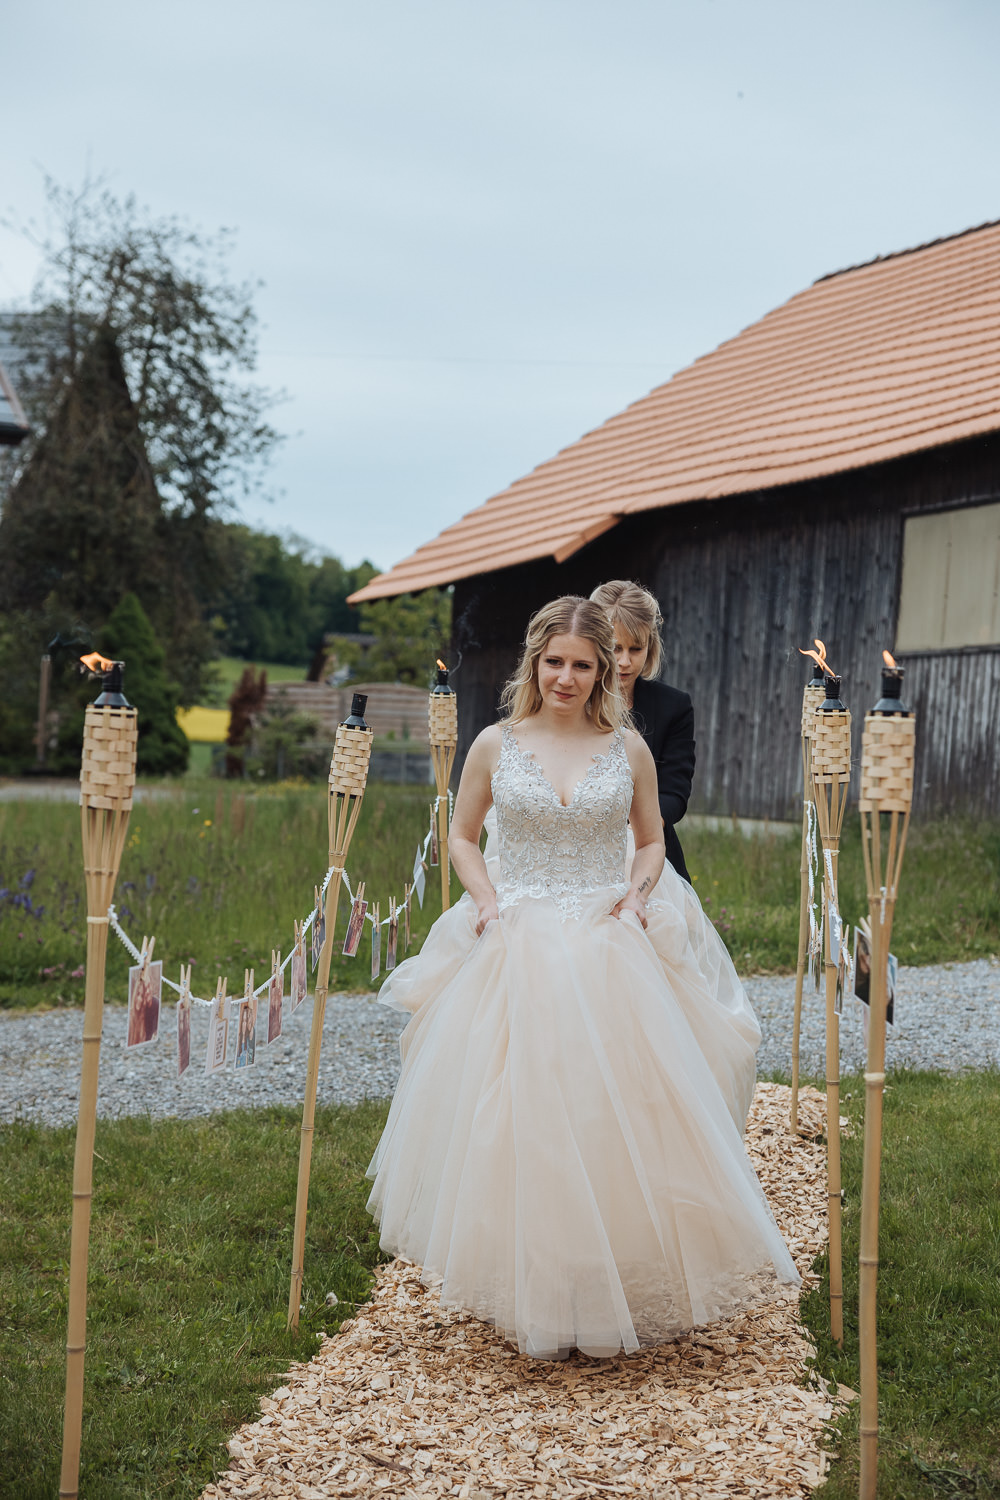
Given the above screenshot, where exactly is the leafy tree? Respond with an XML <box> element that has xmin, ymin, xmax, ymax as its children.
<box><xmin>0</xmin><ymin>175</ymin><xmax>283</xmax><ymax>701</ymax></box>
<box><xmin>338</xmin><ymin>589</ymin><xmax>453</xmax><ymax>684</ymax></box>
<box><xmin>99</xmin><ymin>593</ymin><xmax>189</xmax><ymax>776</ymax></box>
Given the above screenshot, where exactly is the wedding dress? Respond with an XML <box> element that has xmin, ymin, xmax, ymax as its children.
<box><xmin>366</xmin><ymin>727</ymin><xmax>799</xmax><ymax>1358</ymax></box>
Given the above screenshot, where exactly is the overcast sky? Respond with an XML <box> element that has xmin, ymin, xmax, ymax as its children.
<box><xmin>2</xmin><ymin>0</ymin><xmax>999</xmax><ymax>573</ymax></box>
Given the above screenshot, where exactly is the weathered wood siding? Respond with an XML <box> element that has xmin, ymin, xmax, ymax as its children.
<box><xmin>451</xmin><ymin>433</ymin><xmax>1000</xmax><ymax>819</ymax></box>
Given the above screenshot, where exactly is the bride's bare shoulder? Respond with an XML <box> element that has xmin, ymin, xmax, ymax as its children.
<box><xmin>623</xmin><ymin>726</ymin><xmax>655</xmax><ymax>769</ymax></box>
<box><xmin>466</xmin><ymin>723</ymin><xmax>504</xmax><ymax>765</ymax></box>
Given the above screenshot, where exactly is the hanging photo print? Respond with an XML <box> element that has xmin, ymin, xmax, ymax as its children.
<box><xmin>371</xmin><ymin>902</ymin><xmax>381</xmax><ymax>981</ymax></box>
<box><xmin>127</xmin><ymin>938</ymin><xmax>162</xmax><ymax>1049</ymax></box>
<box><xmin>403</xmin><ymin>883</ymin><xmax>412</xmax><ymax>951</ymax></box>
<box><xmin>343</xmin><ymin>882</ymin><xmax>368</xmax><ymax>958</ymax></box>
<box><xmin>311</xmin><ymin>886</ymin><xmax>326</xmax><ymax>972</ymax></box>
<box><xmin>267</xmin><ymin>949</ymin><xmax>284</xmax><ymax>1044</ymax></box>
<box><xmin>234</xmin><ymin>971</ymin><xmax>257</xmax><ymax>1070</ymax></box>
<box><xmin>429</xmin><ymin>805</ymin><xmax>439</xmax><ymax>867</ymax></box>
<box><xmin>412</xmin><ymin>846</ymin><xmax>427</xmax><ymax>910</ymax></box>
<box><xmin>206</xmin><ymin>979</ymin><xmax>229</xmax><ymax>1075</ymax></box>
<box><xmin>291</xmin><ymin>920</ymin><xmax>308</xmax><ymax>1011</ymax></box>
<box><xmin>386</xmin><ymin>898</ymin><xmax>399</xmax><ymax>972</ymax></box>
<box><xmin>177</xmin><ymin>963</ymin><xmax>193</xmax><ymax>1078</ymax></box>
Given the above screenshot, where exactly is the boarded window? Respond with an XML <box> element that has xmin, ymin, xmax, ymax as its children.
<box><xmin>896</xmin><ymin>502</ymin><xmax>1000</xmax><ymax>651</ymax></box>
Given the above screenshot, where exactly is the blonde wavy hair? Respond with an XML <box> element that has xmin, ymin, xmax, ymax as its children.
<box><xmin>589</xmin><ymin>579</ymin><xmax>663</xmax><ymax>680</ymax></box>
<box><xmin>499</xmin><ymin>596</ymin><xmax>627</xmax><ymax>733</ymax></box>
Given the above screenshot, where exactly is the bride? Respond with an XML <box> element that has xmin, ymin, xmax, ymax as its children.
<box><xmin>366</xmin><ymin>596</ymin><xmax>799</xmax><ymax>1359</ymax></box>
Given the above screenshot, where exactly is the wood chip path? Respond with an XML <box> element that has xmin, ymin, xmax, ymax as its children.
<box><xmin>203</xmin><ymin>1084</ymin><xmax>850</xmax><ymax>1499</ymax></box>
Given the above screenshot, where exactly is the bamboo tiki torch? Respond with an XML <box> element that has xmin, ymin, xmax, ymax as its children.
<box><xmin>288</xmin><ymin>693</ymin><xmax>372</xmax><ymax>1330</ymax></box>
<box><xmin>791</xmin><ymin>647</ymin><xmax>828</xmax><ymax>1133</ymax></box>
<box><xmin>60</xmin><ymin>657</ymin><xmax>138</xmax><ymax>1500</ymax></box>
<box><xmin>811</xmin><ymin>669</ymin><xmax>851</xmax><ymax>1350</ymax></box>
<box><xmin>429</xmin><ymin>662</ymin><xmax>458</xmax><ymax>913</ymax></box>
<box><xmin>858</xmin><ymin>653</ymin><xmax>915</xmax><ymax>1500</ymax></box>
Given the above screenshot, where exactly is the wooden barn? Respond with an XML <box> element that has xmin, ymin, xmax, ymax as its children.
<box><xmin>351</xmin><ymin>221</ymin><xmax>1000</xmax><ymax>820</ymax></box>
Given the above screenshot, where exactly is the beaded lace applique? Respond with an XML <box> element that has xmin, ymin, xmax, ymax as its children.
<box><xmin>490</xmin><ymin>725</ymin><xmax>632</xmax><ymax>919</ymax></box>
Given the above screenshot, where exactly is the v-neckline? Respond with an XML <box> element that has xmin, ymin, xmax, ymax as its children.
<box><xmin>504</xmin><ymin>727</ymin><xmax>620</xmax><ymax>809</ymax></box>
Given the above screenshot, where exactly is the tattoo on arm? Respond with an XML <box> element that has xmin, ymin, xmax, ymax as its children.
<box><xmin>637</xmin><ymin>877</ymin><xmax>652</xmax><ymax>897</ymax></box>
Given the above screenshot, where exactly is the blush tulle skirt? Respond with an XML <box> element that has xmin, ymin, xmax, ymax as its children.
<box><xmin>366</xmin><ymin>864</ymin><xmax>800</xmax><ymax>1360</ymax></box>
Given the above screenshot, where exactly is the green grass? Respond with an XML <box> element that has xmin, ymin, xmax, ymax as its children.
<box><xmin>202</xmin><ymin>657</ymin><xmax>309</xmax><ymax>706</ymax></box>
<box><xmin>1</xmin><ymin>798</ymin><xmax>996</xmax><ymax>1011</ymax></box>
<box><xmin>801</xmin><ymin>1070</ymin><xmax>1000</xmax><ymax>1498</ymax></box>
<box><xmin>0</xmin><ymin>783</ymin><xmax>455</xmax><ymax>1010</ymax></box>
<box><xmin>3</xmin><ymin>1079</ymin><xmax>997</xmax><ymax>1497</ymax></box>
<box><xmin>0</xmin><ymin>1100</ymin><xmax>390</xmax><ymax>1500</ymax></box>
<box><xmin>683</xmin><ymin>815</ymin><xmax>1000</xmax><ymax>973</ymax></box>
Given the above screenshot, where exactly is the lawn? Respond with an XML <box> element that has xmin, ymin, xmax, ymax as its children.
<box><xmin>0</xmin><ymin>1101</ymin><xmax>389</xmax><ymax>1500</ymax></box>
<box><xmin>802</xmin><ymin>1070</ymin><xmax>1000</xmax><ymax>1498</ymax></box>
<box><xmin>1</xmin><ymin>795</ymin><xmax>996</xmax><ymax>1010</ymax></box>
<box><xmin>2</xmin><ymin>1074</ymin><xmax>997</xmax><ymax>1498</ymax></box>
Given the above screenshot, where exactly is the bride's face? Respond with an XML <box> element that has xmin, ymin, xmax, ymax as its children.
<box><xmin>612</xmin><ymin>625</ymin><xmax>649</xmax><ymax>697</ymax></box>
<box><xmin>536</xmin><ymin>633</ymin><xmax>599</xmax><ymax>714</ymax></box>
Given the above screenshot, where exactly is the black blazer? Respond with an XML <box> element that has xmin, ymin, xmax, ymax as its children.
<box><xmin>630</xmin><ymin>676</ymin><xmax>695</xmax><ymax>883</ymax></box>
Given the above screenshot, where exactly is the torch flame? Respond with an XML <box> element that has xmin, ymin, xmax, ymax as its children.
<box><xmin>436</xmin><ymin>659</ymin><xmax>448</xmax><ymax>671</ymax></box>
<box><xmin>79</xmin><ymin>652</ymin><xmax>115</xmax><ymax>674</ymax></box>
<box><xmin>798</xmin><ymin>638</ymin><xmax>836</xmax><ymax>678</ymax></box>
<box><xmin>883</xmin><ymin>650</ymin><xmax>897</xmax><ymax>669</ymax></box>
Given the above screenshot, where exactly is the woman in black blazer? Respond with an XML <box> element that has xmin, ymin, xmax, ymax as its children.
<box><xmin>590</xmin><ymin>581</ymin><xmax>695</xmax><ymax>882</ymax></box>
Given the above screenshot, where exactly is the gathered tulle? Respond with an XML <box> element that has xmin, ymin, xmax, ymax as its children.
<box><xmin>366</xmin><ymin>872</ymin><xmax>800</xmax><ymax>1360</ymax></box>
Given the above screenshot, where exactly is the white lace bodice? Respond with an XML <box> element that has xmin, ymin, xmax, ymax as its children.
<box><xmin>490</xmin><ymin>725</ymin><xmax>633</xmax><ymax>918</ymax></box>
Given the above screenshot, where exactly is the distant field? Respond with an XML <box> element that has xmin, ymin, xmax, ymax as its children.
<box><xmin>202</xmin><ymin>657</ymin><xmax>309</xmax><ymax>706</ymax></box>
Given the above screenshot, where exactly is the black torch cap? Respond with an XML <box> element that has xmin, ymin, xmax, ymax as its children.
<box><xmin>94</xmin><ymin>661</ymin><xmax>130</xmax><ymax>708</ymax></box>
<box><xmin>819</xmin><ymin>674</ymin><xmax>846</xmax><ymax>712</ymax></box>
<box><xmin>342</xmin><ymin>693</ymin><xmax>369</xmax><ymax>728</ymax></box>
<box><xmin>873</xmin><ymin>670</ymin><xmax>910</xmax><ymax>716</ymax></box>
<box><xmin>433</xmin><ymin>666</ymin><xmax>453</xmax><ymax>693</ymax></box>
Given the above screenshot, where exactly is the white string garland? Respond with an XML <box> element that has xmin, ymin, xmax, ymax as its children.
<box><xmin>106</xmin><ymin>796</ymin><xmax>449</xmax><ymax>1010</ymax></box>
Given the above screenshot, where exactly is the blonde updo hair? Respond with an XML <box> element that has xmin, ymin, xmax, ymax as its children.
<box><xmin>589</xmin><ymin>579</ymin><xmax>663</xmax><ymax>680</ymax></box>
<box><xmin>499</xmin><ymin>596</ymin><xmax>627</xmax><ymax>734</ymax></box>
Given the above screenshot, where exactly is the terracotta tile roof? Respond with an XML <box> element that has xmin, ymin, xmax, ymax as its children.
<box><xmin>350</xmin><ymin>219</ymin><xmax>1000</xmax><ymax>602</ymax></box>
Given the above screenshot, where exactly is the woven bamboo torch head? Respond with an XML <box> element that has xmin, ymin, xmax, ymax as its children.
<box><xmin>79</xmin><ymin>657</ymin><xmax>138</xmax><ymax>815</ymax></box>
<box><xmin>798</xmin><ymin>641</ymin><xmax>831</xmax><ymax>738</ymax></box>
<box><xmin>811</xmin><ymin>676</ymin><xmax>852</xmax><ymax>786</ymax></box>
<box><xmin>428</xmin><ymin>662</ymin><xmax>458</xmax><ymax>748</ymax></box>
<box><xmin>860</xmin><ymin>654</ymin><xmax>915</xmax><ymax>813</ymax></box>
<box><xmin>329</xmin><ymin>693</ymin><xmax>373</xmax><ymax>797</ymax></box>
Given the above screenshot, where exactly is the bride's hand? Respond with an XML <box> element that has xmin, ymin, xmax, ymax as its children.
<box><xmin>474</xmin><ymin>896</ymin><xmax>500</xmax><ymax>936</ymax></box>
<box><xmin>611</xmin><ymin>891</ymin><xmax>648</xmax><ymax>929</ymax></box>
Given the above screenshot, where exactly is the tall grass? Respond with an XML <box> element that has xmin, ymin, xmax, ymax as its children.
<box><xmin>0</xmin><ymin>784</ymin><xmax>453</xmax><ymax>1009</ymax></box>
<box><xmin>1</xmin><ymin>792</ymin><xmax>996</xmax><ymax>1009</ymax></box>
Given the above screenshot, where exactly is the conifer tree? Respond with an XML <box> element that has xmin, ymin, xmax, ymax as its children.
<box><xmin>99</xmin><ymin>592</ymin><xmax>189</xmax><ymax>775</ymax></box>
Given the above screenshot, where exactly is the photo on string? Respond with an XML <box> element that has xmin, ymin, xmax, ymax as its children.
<box><xmin>311</xmin><ymin>886</ymin><xmax>326</xmax><ymax>972</ymax></box>
<box><xmin>206</xmin><ymin>980</ymin><xmax>229</xmax><ymax>1075</ymax></box>
<box><xmin>429</xmin><ymin>805</ymin><xmax>439</xmax><ymax>867</ymax></box>
<box><xmin>126</xmin><ymin>949</ymin><xmax>162</xmax><ymax>1049</ymax></box>
<box><xmin>235</xmin><ymin>995</ymin><xmax>258</xmax><ymax>1070</ymax></box>
<box><xmin>291</xmin><ymin>922</ymin><xmax>307</xmax><ymax>1010</ymax></box>
<box><xmin>386</xmin><ymin>898</ymin><xmax>398</xmax><ymax>972</ymax></box>
<box><xmin>371</xmin><ymin>902</ymin><xmax>381</xmax><ymax>981</ymax></box>
<box><xmin>403</xmin><ymin>884</ymin><xmax>412</xmax><ymax>951</ymax></box>
<box><xmin>177</xmin><ymin>964</ymin><xmax>192</xmax><ymax>1078</ymax></box>
<box><xmin>343</xmin><ymin>886</ymin><xmax>368</xmax><ymax>958</ymax></box>
<box><xmin>267</xmin><ymin>950</ymin><xmax>284</xmax><ymax>1044</ymax></box>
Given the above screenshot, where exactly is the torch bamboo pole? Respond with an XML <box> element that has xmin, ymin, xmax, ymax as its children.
<box><xmin>858</xmin><ymin>710</ymin><xmax>915</xmax><ymax>1500</ymax></box>
<box><xmin>429</xmin><ymin>684</ymin><xmax>458</xmax><ymax>914</ymax></box>
<box><xmin>61</xmin><ymin>700</ymin><xmax>137</xmax><ymax>1500</ymax></box>
<box><xmin>791</xmin><ymin>681</ymin><xmax>825</xmax><ymax>1133</ymax></box>
<box><xmin>288</xmin><ymin>716</ymin><xmax>372</xmax><ymax>1329</ymax></box>
<box><xmin>811</xmin><ymin>694</ymin><xmax>851</xmax><ymax>1350</ymax></box>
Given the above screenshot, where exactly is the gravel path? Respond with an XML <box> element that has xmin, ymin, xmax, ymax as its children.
<box><xmin>1</xmin><ymin>959</ymin><xmax>997</xmax><ymax>1128</ymax></box>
